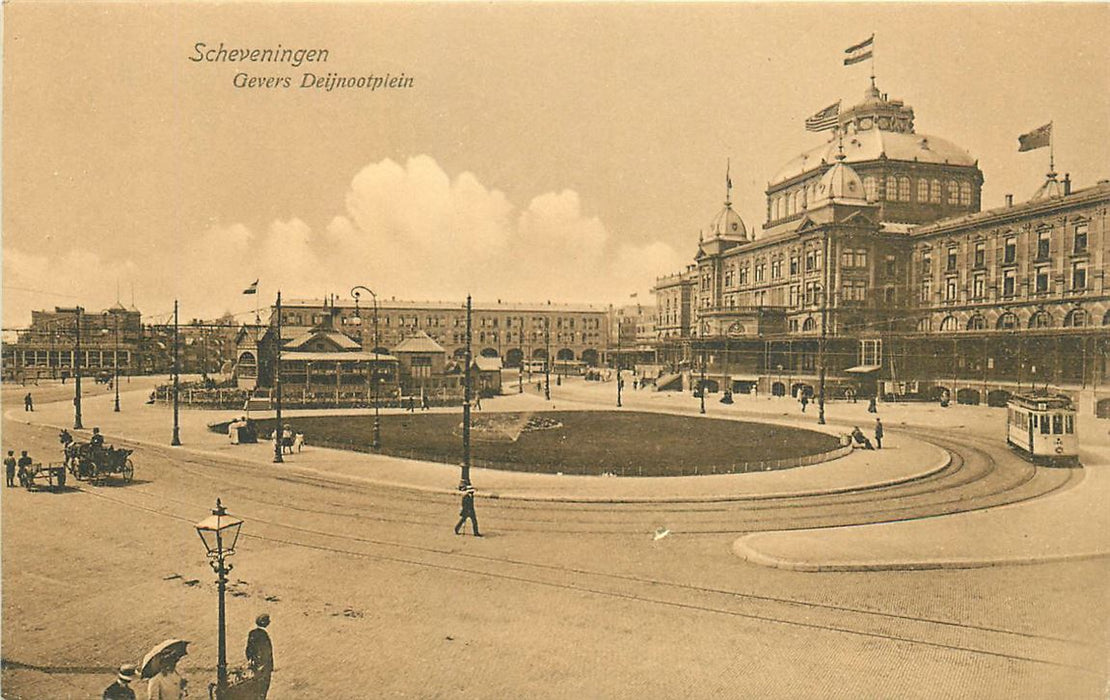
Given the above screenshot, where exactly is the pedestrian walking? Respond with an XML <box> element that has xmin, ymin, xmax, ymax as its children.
<box><xmin>102</xmin><ymin>663</ymin><xmax>138</xmax><ymax>700</ymax></box>
<box><xmin>5</xmin><ymin>450</ymin><xmax>16</xmax><ymax>487</ymax></box>
<box><xmin>421</xmin><ymin>393</ymin><xmax>430</xmax><ymax>410</ymax></box>
<box><xmin>475</xmin><ymin>394</ymin><xmax>482</xmax><ymax>411</ymax></box>
<box><xmin>24</xmin><ymin>392</ymin><xmax>33</xmax><ymax>411</ymax></box>
<box><xmin>246</xmin><ymin>613</ymin><xmax>274</xmax><ymax>699</ymax></box>
<box><xmin>867</xmin><ymin>396</ymin><xmax>878</xmax><ymax>413</ymax></box>
<box><xmin>800</xmin><ymin>394</ymin><xmax>809</xmax><ymax>413</ymax></box>
<box><xmin>406</xmin><ymin>396</ymin><xmax>415</xmax><ymax>413</ymax></box>
<box><xmin>454</xmin><ymin>483</ymin><xmax>481</xmax><ymax>536</ymax></box>
<box><xmin>874</xmin><ymin>418</ymin><xmax>884</xmax><ymax>449</ymax></box>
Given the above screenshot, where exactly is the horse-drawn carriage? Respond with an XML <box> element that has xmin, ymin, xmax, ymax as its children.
<box><xmin>59</xmin><ymin>430</ymin><xmax>135</xmax><ymax>484</ymax></box>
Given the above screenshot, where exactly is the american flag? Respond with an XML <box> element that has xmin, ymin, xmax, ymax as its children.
<box><xmin>805</xmin><ymin>101</ymin><xmax>841</xmax><ymax>132</ymax></box>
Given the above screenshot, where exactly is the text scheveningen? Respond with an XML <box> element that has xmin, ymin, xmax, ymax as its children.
<box><xmin>234</xmin><ymin>72</ymin><xmax>415</xmax><ymax>91</ymax></box>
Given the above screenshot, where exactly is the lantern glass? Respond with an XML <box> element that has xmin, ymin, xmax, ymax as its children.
<box><xmin>194</xmin><ymin>512</ymin><xmax>244</xmax><ymax>557</ymax></box>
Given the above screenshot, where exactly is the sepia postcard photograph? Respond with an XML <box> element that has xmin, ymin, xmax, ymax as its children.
<box><xmin>2</xmin><ymin>2</ymin><xmax>1109</xmax><ymax>698</ymax></box>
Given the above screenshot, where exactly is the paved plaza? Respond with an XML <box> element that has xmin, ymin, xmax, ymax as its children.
<box><xmin>2</xmin><ymin>377</ymin><xmax>1108</xmax><ymax>698</ymax></box>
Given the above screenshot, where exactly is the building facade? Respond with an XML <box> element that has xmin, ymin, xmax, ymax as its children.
<box><xmin>653</xmin><ymin>82</ymin><xmax>1110</xmax><ymax>409</ymax></box>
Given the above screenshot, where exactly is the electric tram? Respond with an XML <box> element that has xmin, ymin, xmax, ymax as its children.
<box><xmin>1006</xmin><ymin>393</ymin><xmax>1079</xmax><ymax>465</ymax></box>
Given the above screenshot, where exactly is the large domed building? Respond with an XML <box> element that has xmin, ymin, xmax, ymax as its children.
<box><xmin>652</xmin><ymin>77</ymin><xmax>1108</xmax><ymax>409</ymax></box>
<box><xmin>765</xmin><ymin>83</ymin><xmax>983</xmax><ymax>231</ymax></box>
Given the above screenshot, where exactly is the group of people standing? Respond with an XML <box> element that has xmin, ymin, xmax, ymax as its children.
<box><xmin>102</xmin><ymin>615</ymin><xmax>273</xmax><ymax>700</ymax></box>
<box><xmin>4</xmin><ymin>449</ymin><xmax>34</xmax><ymax>488</ymax></box>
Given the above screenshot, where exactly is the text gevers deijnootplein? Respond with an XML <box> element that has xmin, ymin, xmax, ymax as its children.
<box><xmin>188</xmin><ymin>42</ymin><xmax>415</xmax><ymax>92</ymax></box>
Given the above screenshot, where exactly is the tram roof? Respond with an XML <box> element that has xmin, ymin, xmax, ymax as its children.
<box><xmin>1007</xmin><ymin>393</ymin><xmax>1074</xmax><ymax>410</ymax></box>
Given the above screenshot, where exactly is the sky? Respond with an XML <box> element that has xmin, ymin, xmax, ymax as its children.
<box><xmin>3</xmin><ymin>2</ymin><xmax>1108</xmax><ymax>326</ymax></box>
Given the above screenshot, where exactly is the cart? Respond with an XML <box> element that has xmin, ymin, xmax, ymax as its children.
<box><xmin>68</xmin><ymin>443</ymin><xmax>135</xmax><ymax>484</ymax></box>
<box><xmin>18</xmin><ymin>462</ymin><xmax>68</xmax><ymax>492</ymax></box>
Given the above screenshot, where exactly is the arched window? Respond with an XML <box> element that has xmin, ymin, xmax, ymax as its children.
<box><xmin>773</xmin><ymin>196</ymin><xmax>781</xmax><ymax>221</ymax></box>
<box><xmin>960</xmin><ymin>181</ymin><xmax>972</xmax><ymax>206</ymax></box>
<box><xmin>802</xmin><ymin>317</ymin><xmax>816</xmax><ymax>332</ymax></box>
<box><xmin>1064</xmin><ymin>309</ymin><xmax>1088</xmax><ymax>327</ymax></box>
<box><xmin>917</xmin><ymin>317</ymin><xmax>933</xmax><ymax>332</ymax></box>
<box><xmin>1103</xmin><ymin>309</ymin><xmax>1110</xmax><ymax>326</ymax></box>
<box><xmin>917</xmin><ymin>178</ymin><xmax>928</xmax><ymax>202</ymax></box>
<box><xmin>997</xmin><ymin>312</ymin><xmax>1018</xmax><ymax>330</ymax></box>
<box><xmin>885</xmin><ymin>175</ymin><xmax>898</xmax><ymax>200</ymax></box>
<box><xmin>1029</xmin><ymin>311</ymin><xmax>1053</xmax><ymax>329</ymax></box>
<box><xmin>930</xmin><ymin>179</ymin><xmax>942</xmax><ymax>203</ymax></box>
<box><xmin>863</xmin><ymin>176</ymin><xmax>877</xmax><ymax>201</ymax></box>
<box><xmin>966</xmin><ymin>315</ymin><xmax>986</xmax><ymax>331</ymax></box>
<box><xmin>898</xmin><ymin>176</ymin><xmax>911</xmax><ymax>201</ymax></box>
<box><xmin>947</xmin><ymin>180</ymin><xmax>960</xmax><ymax>204</ymax></box>
<box><xmin>940</xmin><ymin>315</ymin><xmax>959</xmax><ymax>331</ymax></box>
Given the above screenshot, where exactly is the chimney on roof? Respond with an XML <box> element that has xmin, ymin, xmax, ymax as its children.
<box><xmin>1005</xmin><ymin>194</ymin><xmax>1013</xmax><ymax>207</ymax></box>
<box><xmin>1063</xmin><ymin>173</ymin><xmax>1071</xmax><ymax>195</ymax></box>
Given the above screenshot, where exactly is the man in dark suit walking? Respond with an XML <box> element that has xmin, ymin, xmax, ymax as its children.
<box><xmin>454</xmin><ymin>483</ymin><xmax>481</xmax><ymax>536</ymax></box>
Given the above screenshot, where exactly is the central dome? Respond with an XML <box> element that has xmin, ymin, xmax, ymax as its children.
<box><xmin>770</xmin><ymin>129</ymin><xmax>977</xmax><ymax>186</ymax></box>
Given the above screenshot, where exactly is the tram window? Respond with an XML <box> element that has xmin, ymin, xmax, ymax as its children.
<box><xmin>1041</xmin><ymin>416</ymin><xmax>1051</xmax><ymax>434</ymax></box>
<box><xmin>1065</xmin><ymin>415</ymin><xmax>1074</xmax><ymax>434</ymax></box>
<box><xmin>1053</xmin><ymin>414</ymin><xmax>1063</xmax><ymax>434</ymax></box>
<box><xmin>1030</xmin><ymin>414</ymin><xmax>1037</xmax><ymax>429</ymax></box>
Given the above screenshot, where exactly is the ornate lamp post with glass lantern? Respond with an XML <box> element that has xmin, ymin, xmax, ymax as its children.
<box><xmin>350</xmin><ymin>286</ymin><xmax>382</xmax><ymax>451</ymax></box>
<box><xmin>194</xmin><ymin>499</ymin><xmax>243</xmax><ymax>700</ymax></box>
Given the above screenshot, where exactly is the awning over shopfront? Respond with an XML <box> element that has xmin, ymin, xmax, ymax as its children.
<box><xmin>844</xmin><ymin>365</ymin><xmax>881</xmax><ymax>374</ymax></box>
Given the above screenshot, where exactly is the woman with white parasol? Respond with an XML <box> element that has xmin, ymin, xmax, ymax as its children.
<box><xmin>140</xmin><ymin>639</ymin><xmax>189</xmax><ymax>699</ymax></box>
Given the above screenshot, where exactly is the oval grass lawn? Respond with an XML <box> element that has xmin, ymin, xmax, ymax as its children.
<box><xmin>234</xmin><ymin>411</ymin><xmax>841</xmax><ymax>477</ymax></box>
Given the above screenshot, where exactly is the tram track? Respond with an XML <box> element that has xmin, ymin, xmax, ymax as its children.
<box><xmin>9</xmin><ymin>419</ymin><xmax>1104</xmax><ymax>677</ymax></box>
<box><xmin>76</xmin><ymin>484</ymin><xmax>1107</xmax><ymax>675</ymax></box>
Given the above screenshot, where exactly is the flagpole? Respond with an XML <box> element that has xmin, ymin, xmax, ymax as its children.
<box><xmin>1049</xmin><ymin>121</ymin><xmax>1055</xmax><ymax>175</ymax></box>
<box><xmin>870</xmin><ymin>33</ymin><xmax>876</xmax><ymax>88</ymax></box>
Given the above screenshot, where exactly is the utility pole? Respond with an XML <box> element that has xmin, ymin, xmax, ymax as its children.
<box><xmin>172</xmin><ymin>300</ymin><xmax>181</xmax><ymax>445</ymax></box>
<box><xmin>462</xmin><ymin>295</ymin><xmax>472</xmax><ymax>486</ymax></box>
<box><xmin>274</xmin><ymin>291</ymin><xmax>284</xmax><ymax>463</ymax></box>
<box><xmin>616</xmin><ymin>316</ymin><xmax>623</xmax><ymax>408</ymax></box>
<box><xmin>113</xmin><ymin>313</ymin><xmax>121</xmax><ymax>412</ymax></box>
<box><xmin>74</xmin><ymin>307</ymin><xmax>84</xmax><ymax>429</ymax></box>
<box><xmin>544</xmin><ymin>317</ymin><xmax>551</xmax><ymax>401</ymax></box>
<box><xmin>817</xmin><ymin>231</ymin><xmax>829</xmax><ymax>425</ymax></box>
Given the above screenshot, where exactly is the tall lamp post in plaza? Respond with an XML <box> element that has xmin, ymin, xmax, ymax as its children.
<box><xmin>100</xmin><ymin>317</ymin><xmax>122</xmax><ymax>412</ymax></box>
<box><xmin>273</xmin><ymin>292</ymin><xmax>283</xmax><ymax>464</ymax></box>
<box><xmin>518</xmin><ymin>315</ymin><xmax>524</xmax><ymax>393</ymax></box>
<box><xmin>350</xmin><ymin>285</ymin><xmax>382</xmax><ymax>451</ymax></box>
<box><xmin>194</xmin><ymin>499</ymin><xmax>244</xmax><ymax>700</ymax></box>
<box><xmin>699</xmin><ymin>345</ymin><xmax>707</xmax><ymax>415</ymax></box>
<box><xmin>544</xmin><ymin>318</ymin><xmax>551</xmax><ymax>401</ymax></box>
<box><xmin>616</xmin><ymin>317</ymin><xmax>623</xmax><ymax>408</ymax></box>
<box><xmin>57</xmin><ymin>306</ymin><xmax>85</xmax><ymax>429</ymax></box>
<box><xmin>462</xmin><ymin>295</ymin><xmax>473</xmax><ymax>486</ymax></box>
<box><xmin>172</xmin><ymin>300</ymin><xmax>181</xmax><ymax>445</ymax></box>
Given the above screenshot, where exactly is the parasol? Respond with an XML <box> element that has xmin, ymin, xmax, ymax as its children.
<box><xmin>140</xmin><ymin>638</ymin><xmax>189</xmax><ymax>679</ymax></box>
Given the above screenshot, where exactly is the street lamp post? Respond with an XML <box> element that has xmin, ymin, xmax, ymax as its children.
<box><xmin>172</xmin><ymin>300</ymin><xmax>181</xmax><ymax>445</ymax></box>
<box><xmin>699</xmin><ymin>345</ymin><xmax>706</xmax><ymax>415</ymax></box>
<box><xmin>194</xmin><ymin>499</ymin><xmax>244</xmax><ymax>700</ymax></box>
<box><xmin>273</xmin><ymin>292</ymin><xmax>284</xmax><ymax>464</ymax></box>
<box><xmin>518</xmin><ymin>316</ymin><xmax>524</xmax><ymax>394</ymax></box>
<box><xmin>56</xmin><ymin>307</ymin><xmax>86</xmax><ymax>429</ymax></box>
<box><xmin>544</xmin><ymin>318</ymin><xmax>551</xmax><ymax>401</ymax></box>
<box><xmin>350</xmin><ymin>286</ymin><xmax>382</xmax><ymax>451</ymax></box>
<box><xmin>462</xmin><ymin>295</ymin><xmax>472</xmax><ymax>486</ymax></box>
<box><xmin>113</xmin><ymin>314</ymin><xmax>121</xmax><ymax>412</ymax></box>
<box><xmin>616</xmin><ymin>317</ymin><xmax>623</xmax><ymax>408</ymax></box>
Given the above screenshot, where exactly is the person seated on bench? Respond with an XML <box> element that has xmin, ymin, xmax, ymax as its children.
<box><xmin>850</xmin><ymin>426</ymin><xmax>874</xmax><ymax>450</ymax></box>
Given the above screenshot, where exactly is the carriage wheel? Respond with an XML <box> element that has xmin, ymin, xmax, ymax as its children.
<box><xmin>122</xmin><ymin>459</ymin><xmax>135</xmax><ymax>483</ymax></box>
